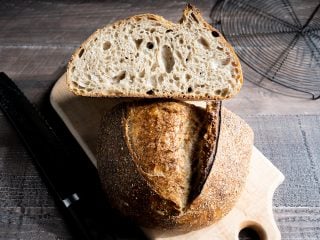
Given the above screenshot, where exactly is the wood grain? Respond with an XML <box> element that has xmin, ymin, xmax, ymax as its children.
<box><xmin>1</xmin><ymin>0</ymin><xmax>320</xmax><ymax>239</ymax></box>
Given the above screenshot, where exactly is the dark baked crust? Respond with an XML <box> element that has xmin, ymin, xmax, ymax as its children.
<box><xmin>188</xmin><ymin>101</ymin><xmax>221</xmax><ymax>203</ymax></box>
<box><xmin>97</xmin><ymin>100</ymin><xmax>253</xmax><ymax>232</ymax></box>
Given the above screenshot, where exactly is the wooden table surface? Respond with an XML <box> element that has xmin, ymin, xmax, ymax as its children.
<box><xmin>0</xmin><ymin>0</ymin><xmax>319</xmax><ymax>239</ymax></box>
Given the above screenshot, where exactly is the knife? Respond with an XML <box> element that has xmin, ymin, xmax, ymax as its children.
<box><xmin>0</xmin><ymin>72</ymin><xmax>148</xmax><ymax>240</ymax></box>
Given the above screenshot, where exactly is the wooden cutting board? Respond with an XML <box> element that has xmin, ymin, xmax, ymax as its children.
<box><xmin>50</xmin><ymin>73</ymin><xmax>284</xmax><ymax>240</ymax></box>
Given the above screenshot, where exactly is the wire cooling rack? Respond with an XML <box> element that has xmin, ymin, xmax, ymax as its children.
<box><xmin>211</xmin><ymin>0</ymin><xmax>320</xmax><ymax>99</ymax></box>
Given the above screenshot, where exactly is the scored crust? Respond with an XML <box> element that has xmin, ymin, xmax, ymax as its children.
<box><xmin>97</xmin><ymin>100</ymin><xmax>253</xmax><ymax>232</ymax></box>
<box><xmin>67</xmin><ymin>4</ymin><xmax>243</xmax><ymax>100</ymax></box>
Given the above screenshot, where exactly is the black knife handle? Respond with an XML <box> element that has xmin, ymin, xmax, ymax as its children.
<box><xmin>0</xmin><ymin>72</ymin><xmax>148</xmax><ymax>240</ymax></box>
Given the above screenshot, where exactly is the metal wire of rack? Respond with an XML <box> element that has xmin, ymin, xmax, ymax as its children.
<box><xmin>210</xmin><ymin>0</ymin><xmax>320</xmax><ymax>99</ymax></box>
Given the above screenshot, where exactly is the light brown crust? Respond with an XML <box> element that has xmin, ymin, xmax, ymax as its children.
<box><xmin>66</xmin><ymin>4</ymin><xmax>243</xmax><ymax>100</ymax></box>
<box><xmin>97</xmin><ymin>100</ymin><xmax>253</xmax><ymax>232</ymax></box>
<box><xmin>125</xmin><ymin>100</ymin><xmax>206</xmax><ymax>211</ymax></box>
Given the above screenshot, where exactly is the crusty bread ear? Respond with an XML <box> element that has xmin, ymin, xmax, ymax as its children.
<box><xmin>67</xmin><ymin>4</ymin><xmax>243</xmax><ymax>100</ymax></box>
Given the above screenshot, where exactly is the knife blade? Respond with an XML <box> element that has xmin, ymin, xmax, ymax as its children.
<box><xmin>0</xmin><ymin>72</ymin><xmax>148</xmax><ymax>240</ymax></box>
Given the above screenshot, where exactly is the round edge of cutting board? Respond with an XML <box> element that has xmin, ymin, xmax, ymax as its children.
<box><xmin>50</xmin><ymin>72</ymin><xmax>285</xmax><ymax>240</ymax></box>
<box><xmin>143</xmin><ymin>147</ymin><xmax>284</xmax><ymax>240</ymax></box>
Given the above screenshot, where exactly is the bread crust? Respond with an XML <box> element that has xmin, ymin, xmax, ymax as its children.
<box><xmin>97</xmin><ymin>100</ymin><xmax>253</xmax><ymax>232</ymax></box>
<box><xmin>66</xmin><ymin>4</ymin><xmax>243</xmax><ymax>100</ymax></box>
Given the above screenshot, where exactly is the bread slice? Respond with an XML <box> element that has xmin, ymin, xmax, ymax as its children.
<box><xmin>67</xmin><ymin>4</ymin><xmax>243</xmax><ymax>100</ymax></box>
<box><xmin>97</xmin><ymin>100</ymin><xmax>253</xmax><ymax>232</ymax></box>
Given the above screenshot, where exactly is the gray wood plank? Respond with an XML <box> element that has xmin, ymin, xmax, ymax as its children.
<box><xmin>0</xmin><ymin>207</ymin><xmax>72</xmax><ymax>240</ymax></box>
<box><xmin>0</xmin><ymin>115</ymin><xmax>71</xmax><ymax>239</ymax></box>
<box><xmin>225</xmin><ymin>64</ymin><xmax>320</xmax><ymax>116</ymax></box>
<box><xmin>244</xmin><ymin>115</ymin><xmax>320</xmax><ymax>208</ymax></box>
<box><xmin>0</xmin><ymin>47</ymin><xmax>70</xmax><ymax>103</ymax></box>
<box><xmin>275</xmin><ymin>207</ymin><xmax>320</xmax><ymax>239</ymax></box>
<box><xmin>0</xmin><ymin>0</ymin><xmax>213</xmax><ymax>47</ymax></box>
<box><xmin>1</xmin><ymin>0</ymin><xmax>320</xmax><ymax>239</ymax></box>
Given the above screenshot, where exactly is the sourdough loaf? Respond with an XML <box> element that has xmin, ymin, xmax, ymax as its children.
<box><xmin>67</xmin><ymin>5</ymin><xmax>242</xmax><ymax>100</ymax></box>
<box><xmin>97</xmin><ymin>100</ymin><xmax>253</xmax><ymax>232</ymax></box>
